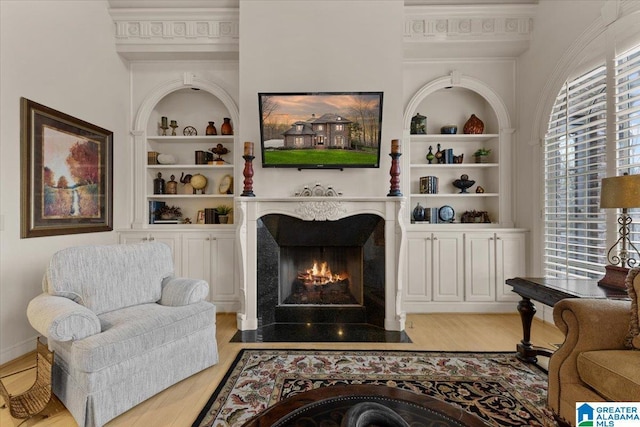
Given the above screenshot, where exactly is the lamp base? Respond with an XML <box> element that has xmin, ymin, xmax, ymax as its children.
<box><xmin>598</xmin><ymin>265</ymin><xmax>629</xmax><ymax>291</ymax></box>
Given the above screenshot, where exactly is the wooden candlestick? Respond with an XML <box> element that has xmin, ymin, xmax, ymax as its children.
<box><xmin>387</xmin><ymin>148</ymin><xmax>402</xmax><ymax>197</ymax></box>
<box><xmin>241</xmin><ymin>155</ymin><xmax>255</xmax><ymax>197</ymax></box>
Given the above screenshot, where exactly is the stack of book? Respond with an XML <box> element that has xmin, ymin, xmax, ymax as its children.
<box><xmin>419</xmin><ymin>176</ymin><xmax>439</xmax><ymax>194</ymax></box>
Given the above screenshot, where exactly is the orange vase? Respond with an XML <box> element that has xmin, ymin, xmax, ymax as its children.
<box><xmin>221</xmin><ymin>118</ymin><xmax>233</xmax><ymax>135</ymax></box>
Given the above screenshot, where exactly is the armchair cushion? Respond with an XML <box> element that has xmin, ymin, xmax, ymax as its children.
<box><xmin>626</xmin><ymin>267</ymin><xmax>640</xmax><ymax>349</ymax></box>
<box><xmin>58</xmin><ymin>301</ymin><xmax>216</xmax><ymax>373</ymax></box>
<box><xmin>27</xmin><ymin>293</ymin><xmax>101</xmax><ymax>342</ymax></box>
<box><xmin>577</xmin><ymin>350</ymin><xmax>640</xmax><ymax>401</ymax></box>
<box><xmin>160</xmin><ymin>277</ymin><xmax>209</xmax><ymax>306</ymax></box>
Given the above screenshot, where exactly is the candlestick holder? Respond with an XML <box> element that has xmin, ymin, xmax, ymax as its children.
<box><xmin>160</xmin><ymin>125</ymin><xmax>169</xmax><ymax>136</ymax></box>
<box><xmin>169</xmin><ymin>123</ymin><xmax>178</xmax><ymax>136</ymax></box>
<box><xmin>387</xmin><ymin>152</ymin><xmax>402</xmax><ymax>197</ymax></box>
<box><xmin>241</xmin><ymin>155</ymin><xmax>256</xmax><ymax>197</ymax></box>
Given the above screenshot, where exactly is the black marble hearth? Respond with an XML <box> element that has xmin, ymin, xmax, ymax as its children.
<box><xmin>230</xmin><ymin>323</ymin><xmax>412</xmax><ymax>343</ymax></box>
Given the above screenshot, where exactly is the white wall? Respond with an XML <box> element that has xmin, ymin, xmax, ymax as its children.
<box><xmin>238</xmin><ymin>0</ymin><xmax>404</xmax><ymax>197</ymax></box>
<box><xmin>0</xmin><ymin>0</ymin><xmax>129</xmax><ymax>363</ymax></box>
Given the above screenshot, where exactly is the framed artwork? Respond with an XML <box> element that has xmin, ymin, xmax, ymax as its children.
<box><xmin>21</xmin><ymin>98</ymin><xmax>113</xmax><ymax>238</ymax></box>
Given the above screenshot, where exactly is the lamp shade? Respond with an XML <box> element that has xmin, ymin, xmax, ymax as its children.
<box><xmin>600</xmin><ymin>174</ymin><xmax>640</xmax><ymax>209</ymax></box>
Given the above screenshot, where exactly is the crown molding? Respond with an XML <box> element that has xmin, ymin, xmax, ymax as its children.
<box><xmin>404</xmin><ymin>4</ymin><xmax>536</xmax><ymax>58</ymax></box>
<box><xmin>109</xmin><ymin>8</ymin><xmax>239</xmax><ymax>59</ymax></box>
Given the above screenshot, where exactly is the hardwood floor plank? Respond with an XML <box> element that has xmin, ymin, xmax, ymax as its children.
<box><xmin>0</xmin><ymin>313</ymin><xmax>564</xmax><ymax>427</ymax></box>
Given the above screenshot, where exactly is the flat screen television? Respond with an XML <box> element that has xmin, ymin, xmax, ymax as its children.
<box><xmin>258</xmin><ymin>92</ymin><xmax>383</xmax><ymax>169</ymax></box>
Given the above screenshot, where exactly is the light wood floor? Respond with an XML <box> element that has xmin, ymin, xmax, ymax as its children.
<box><xmin>0</xmin><ymin>313</ymin><xmax>565</xmax><ymax>427</ymax></box>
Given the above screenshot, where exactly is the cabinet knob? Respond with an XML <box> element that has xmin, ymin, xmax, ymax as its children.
<box><xmin>149</xmin><ymin>237</ymin><xmax>155</xmax><ymax>241</ymax></box>
<box><xmin>433</xmin><ymin>237</ymin><xmax>438</xmax><ymax>241</ymax></box>
<box><xmin>206</xmin><ymin>237</ymin><xmax>210</xmax><ymax>241</ymax></box>
<box><xmin>496</xmin><ymin>236</ymin><xmax>502</xmax><ymax>240</ymax></box>
<box><xmin>142</xmin><ymin>237</ymin><xmax>148</xmax><ymax>242</ymax></box>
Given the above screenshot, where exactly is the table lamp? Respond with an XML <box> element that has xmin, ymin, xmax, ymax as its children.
<box><xmin>598</xmin><ymin>173</ymin><xmax>640</xmax><ymax>289</ymax></box>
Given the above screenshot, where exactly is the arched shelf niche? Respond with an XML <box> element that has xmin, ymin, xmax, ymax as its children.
<box><xmin>134</xmin><ymin>75</ymin><xmax>239</xmax><ymax>133</ymax></box>
<box><xmin>403</xmin><ymin>71</ymin><xmax>510</xmax><ymax>131</ymax></box>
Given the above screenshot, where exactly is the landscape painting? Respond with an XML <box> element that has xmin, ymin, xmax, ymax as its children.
<box><xmin>21</xmin><ymin>98</ymin><xmax>113</xmax><ymax>238</ymax></box>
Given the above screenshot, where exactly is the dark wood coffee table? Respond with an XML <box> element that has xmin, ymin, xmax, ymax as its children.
<box><xmin>505</xmin><ymin>277</ymin><xmax>629</xmax><ymax>363</ymax></box>
<box><xmin>241</xmin><ymin>384</ymin><xmax>489</xmax><ymax>427</ymax></box>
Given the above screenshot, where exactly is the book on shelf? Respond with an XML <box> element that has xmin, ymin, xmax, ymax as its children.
<box><xmin>149</xmin><ymin>201</ymin><xmax>166</xmax><ymax>224</ymax></box>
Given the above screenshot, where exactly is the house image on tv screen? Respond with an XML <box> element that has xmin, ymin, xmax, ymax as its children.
<box><xmin>282</xmin><ymin>113</ymin><xmax>352</xmax><ymax>149</ymax></box>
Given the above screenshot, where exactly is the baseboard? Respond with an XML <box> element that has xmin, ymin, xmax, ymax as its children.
<box><xmin>0</xmin><ymin>334</ymin><xmax>37</xmax><ymax>366</ymax></box>
<box><xmin>403</xmin><ymin>302</ymin><xmax>518</xmax><ymax>313</ymax></box>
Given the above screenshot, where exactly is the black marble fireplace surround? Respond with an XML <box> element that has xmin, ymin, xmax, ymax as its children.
<box><xmin>232</xmin><ymin>213</ymin><xmax>411</xmax><ymax>343</ymax></box>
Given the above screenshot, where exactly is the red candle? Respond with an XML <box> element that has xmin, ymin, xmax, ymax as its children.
<box><xmin>244</xmin><ymin>141</ymin><xmax>254</xmax><ymax>156</ymax></box>
<box><xmin>391</xmin><ymin>139</ymin><xmax>401</xmax><ymax>154</ymax></box>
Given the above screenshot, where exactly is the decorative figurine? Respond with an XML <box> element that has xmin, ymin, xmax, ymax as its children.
<box><xmin>166</xmin><ymin>174</ymin><xmax>177</xmax><ymax>194</ymax></box>
<box><xmin>426</xmin><ymin>146</ymin><xmax>435</xmax><ymax>164</ymax></box>
<box><xmin>452</xmin><ymin>174</ymin><xmax>476</xmax><ymax>193</ymax></box>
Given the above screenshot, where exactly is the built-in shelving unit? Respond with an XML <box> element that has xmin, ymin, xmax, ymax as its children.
<box><xmin>128</xmin><ymin>75</ymin><xmax>240</xmax><ymax>230</ymax></box>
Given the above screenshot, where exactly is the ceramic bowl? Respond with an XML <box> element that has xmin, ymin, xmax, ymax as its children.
<box><xmin>440</xmin><ymin>125</ymin><xmax>458</xmax><ymax>134</ymax></box>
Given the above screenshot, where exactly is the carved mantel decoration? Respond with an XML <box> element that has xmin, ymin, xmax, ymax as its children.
<box><xmin>295</xmin><ymin>201</ymin><xmax>347</xmax><ymax>221</ymax></box>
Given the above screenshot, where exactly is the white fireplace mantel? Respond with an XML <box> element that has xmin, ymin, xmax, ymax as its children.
<box><xmin>235</xmin><ymin>197</ymin><xmax>407</xmax><ymax>331</ymax></box>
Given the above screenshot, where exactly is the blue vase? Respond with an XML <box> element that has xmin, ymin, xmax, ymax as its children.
<box><xmin>412</xmin><ymin>203</ymin><xmax>425</xmax><ymax>221</ymax></box>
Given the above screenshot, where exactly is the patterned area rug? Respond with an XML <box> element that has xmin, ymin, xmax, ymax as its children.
<box><xmin>192</xmin><ymin>349</ymin><xmax>556</xmax><ymax>427</ymax></box>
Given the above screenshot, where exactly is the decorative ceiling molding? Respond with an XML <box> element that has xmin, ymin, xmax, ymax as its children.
<box><xmin>109</xmin><ymin>8</ymin><xmax>239</xmax><ymax>59</ymax></box>
<box><xmin>404</xmin><ymin>5</ymin><xmax>535</xmax><ymax>42</ymax></box>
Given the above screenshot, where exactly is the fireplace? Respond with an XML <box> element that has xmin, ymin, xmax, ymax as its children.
<box><xmin>235</xmin><ymin>197</ymin><xmax>406</xmax><ymax>333</ymax></box>
<box><xmin>257</xmin><ymin>214</ymin><xmax>385</xmax><ymax>327</ymax></box>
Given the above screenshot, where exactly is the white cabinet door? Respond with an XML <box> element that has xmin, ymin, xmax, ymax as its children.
<box><xmin>182</xmin><ymin>234</ymin><xmax>213</xmax><ymax>299</ymax></box>
<box><xmin>211</xmin><ymin>234</ymin><xmax>237</xmax><ymax>305</ymax></box>
<box><xmin>405</xmin><ymin>235</ymin><xmax>432</xmax><ymax>302</ymax></box>
<box><xmin>118</xmin><ymin>232</ymin><xmax>181</xmax><ymax>275</ymax></box>
<box><xmin>464</xmin><ymin>232</ymin><xmax>496</xmax><ymax>302</ymax></box>
<box><xmin>495</xmin><ymin>232</ymin><xmax>526</xmax><ymax>302</ymax></box>
<box><xmin>432</xmin><ymin>233</ymin><xmax>464</xmax><ymax>302</ymax></box>
<box><xmin>182</xmin><ymin>232</ymin><xmax>237</xmax><ymax>307</ymax></box>
<box><xmin>405</xmin><ymin>232</ymin><xmax>463</xmax><ymax>303</ymax></box>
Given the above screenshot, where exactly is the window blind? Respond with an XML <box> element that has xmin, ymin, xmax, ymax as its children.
<box><xmin>544</xmin><ymin>65</ymin><xmax>608</xmax><ymax>278</ymax></box>
<box><xmin>615</xmin><ymin>44</ymin><xmax>640</xmax><ymax>261</ymax></box>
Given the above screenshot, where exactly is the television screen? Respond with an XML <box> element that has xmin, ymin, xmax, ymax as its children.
<box><xmin>258</xmin><ymin>92</ymin><xmax>383</xmax><ymax>169</ymax></box>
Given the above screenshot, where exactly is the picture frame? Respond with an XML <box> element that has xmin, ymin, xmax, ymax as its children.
<box><xmin>21</xmin><ymin>98</ymin><xmax>113</xmax><ymax>238</ymax></box>
<box><xmin>196</xmin><ymin>210</ymin><xmax>205</xmax><ymax>224</ymax></box>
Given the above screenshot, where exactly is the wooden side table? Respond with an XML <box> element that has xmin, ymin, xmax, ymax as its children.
<box><xmin>505</xmin><ymin>277</ymin><xmax>629</xmax><ymax>363</ymax></box>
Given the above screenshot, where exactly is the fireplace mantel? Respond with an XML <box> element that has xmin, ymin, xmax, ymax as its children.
<box><xmin>235</xmin><ymin>197</ymin><xmax>407</xmax><ymax>332</ymax></box>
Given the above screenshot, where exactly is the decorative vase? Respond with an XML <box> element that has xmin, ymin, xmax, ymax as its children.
<box><xmin>221</xmin><ymin>118</ymin><xmax>233</xmax><ymax>135</ymax></box>
<box><xmin>412</xmin><ymin>203</ymin><xmax>426</xmax><ymax>222</ymax></box>
<box><xmin>206</xmin><ymin>121</ymin><xmax>217</xmax><ymax>135</ymax></box>
<box><xmin>463</xmin><ymin>114</ymin><xmax>484</xmax><ymax>134</ymax></box>
<box><xmin>410</xmin><ymin>113</ymin><xmax>426</xmax><ymax>134</ymax></box>
<box><xmin>219</xmin><ymin>215</ymin><xmax>229</xmax><ymax>224</ymax></box>
<box><xmin>426</xmin><ymin>146</ymin><xmax>435</xmax><ymax>164</ymax></box>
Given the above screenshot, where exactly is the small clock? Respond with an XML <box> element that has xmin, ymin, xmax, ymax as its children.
<box><xmin>219</xmin><ymin>174</ymin><xmax>233</xmax><ymax>194</ymax></box>
<box><xmin>438</xmin><ymin>205</ymin><xmax>455</xmax><ymax>223</ymax></box>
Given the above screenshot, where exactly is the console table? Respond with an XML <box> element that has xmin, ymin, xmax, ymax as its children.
<box><xmin>505</xmin><ymin>277</ymin><xmax>629</xmax><ymax>363</ymax></box>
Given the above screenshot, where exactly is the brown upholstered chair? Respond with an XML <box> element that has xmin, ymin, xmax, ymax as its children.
<box><xmin>548</xmin><ymin>267</ymin><xmax>640</xmax><ymax>426</ymax></box>
<box><xmin>0</xmin><ymin>337</ymin><xmax>54</xmax><ymax>425</ymax></box>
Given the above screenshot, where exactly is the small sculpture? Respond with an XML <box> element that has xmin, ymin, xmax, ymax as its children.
<box><xmin>452</xmin><ymin>174</ymin><xmax>475</xmax><ymax>193</ymax></box>
<box><xmin>209</xmin><ymin>143</ymin><xmax>229</xmax><ymax>164</ymax></box>
<box><xmin>426</xmin><ymin>146</ymin><xmax>435</xmax><ymax>164</ymax></box>
<box><xmin>476</xmin><ymin>186</ymin><xmax>485</xmax><ymax>193</ymax></box>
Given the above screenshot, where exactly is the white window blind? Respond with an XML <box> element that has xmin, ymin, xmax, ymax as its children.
<box><xmin>615</xmin><ymin>44</ymin><xmax>640</xmax><ymax>261</ymax></box>
<box><xmin>544</xmin><ymin>66</ymin><xmax>608</xmax><ymax>278</ymax></box>
<box><xmin>543</xmin><ymin>42</ymin><xmax>640</xmax><ymax>278</ymax></box>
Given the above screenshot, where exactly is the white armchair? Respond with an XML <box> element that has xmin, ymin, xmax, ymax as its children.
<box><xmin>27</xmin><ymin>242</ymin><xmax>218</xmax><ymax>427</ymax></box>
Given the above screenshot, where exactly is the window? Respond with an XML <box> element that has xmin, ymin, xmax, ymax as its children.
<box><xmin>544</xmin><ymin>44</ymin><xmax>640</xmax><ymax>278</ymax></box>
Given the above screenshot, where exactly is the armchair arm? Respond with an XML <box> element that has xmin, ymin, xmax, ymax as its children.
<box><xmin>27</xmin><ymin>293</ymin><xmax>101</xmax><ymax>342</ymax></box>
<box><xmin>160</xmin><ymin>277</ymin><xmax>209</xmax><ymax>306</ymax></box>
<box><xmin>548</xmin><ymin>298</ymin><xmax>631</xmax><ymax>416</ymax></box>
